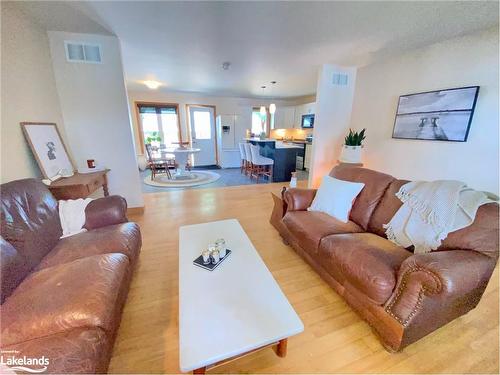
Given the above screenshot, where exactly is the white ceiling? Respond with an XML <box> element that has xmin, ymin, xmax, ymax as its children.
<box><xmin>17</xmin><ymin>1</ymin><xmax>500</xmax><ymax>98</ymax></box>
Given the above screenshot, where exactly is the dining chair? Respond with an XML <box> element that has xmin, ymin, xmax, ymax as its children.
<box><xmin>238</xmin><ymin>142</ymin><xmax>248</xmax><ymax>175</ymax></box>
<box><xmin>249</xmin><ymin>144</ymin><xmax>274</xmax><ymax>183</ymax></box>
<box><xmin>243</xmin><ymin>143</ymin><xmax>254</xmax><ymax>178</ymax></box>
<box><xmin>145</xmin><ymin>143</ymin><xmax>172</xmax><ymax>180</ymax></box>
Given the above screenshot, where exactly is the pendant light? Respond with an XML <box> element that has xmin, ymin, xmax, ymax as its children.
<box><xmin>269</xmin><ymin>81</ymin><xmax>277</xmax><ymax>114</ymax></box>
<box><xmin>260</xmin><ymin>85</ymin><xmax>267</xmax><ymax>115</ymax></box>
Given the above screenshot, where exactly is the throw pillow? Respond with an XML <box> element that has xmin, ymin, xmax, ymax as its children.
<box><xmin>308</xmin><ymin>175</ymin><xmax>365</xmax><ymax>223</ymax></box>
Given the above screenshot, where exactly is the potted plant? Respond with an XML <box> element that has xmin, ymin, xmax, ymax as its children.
<box><xmin>340</xmin><ymin>128</ymin><xmax>366</xmax><ymax>163</ymax></box>
<box><xmin>146</xmin><ymin>131</ymin><xmax>162</xmax><ymax>148</ymax></box>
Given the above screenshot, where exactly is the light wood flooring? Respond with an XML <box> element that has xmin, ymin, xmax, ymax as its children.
<box><xmin>109</xmin><ymin>182</ymin><xmax>499</xmax><ymax>374</ymax></box>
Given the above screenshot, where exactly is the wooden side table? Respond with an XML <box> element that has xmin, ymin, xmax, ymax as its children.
<box><xmin>336</xmin><ymin>161</ymin><xmax>364</xmax><ymax>169</ymax></box>
<box><xmin>48</xmin><ymin>169</ymin><xmax>110</xmax><ymax>200</ymax></box>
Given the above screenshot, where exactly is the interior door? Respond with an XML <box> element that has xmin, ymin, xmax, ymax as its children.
<box><xmin>189</xmin><ymin>106</ymin><xmax>216</xmax><ymax>166</ymax></box>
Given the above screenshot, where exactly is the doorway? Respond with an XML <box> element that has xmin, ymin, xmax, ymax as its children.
<box><xmin>187</xmin><ymin>105</ymin><xmax>217</xmax><ymax>167</ymax></box>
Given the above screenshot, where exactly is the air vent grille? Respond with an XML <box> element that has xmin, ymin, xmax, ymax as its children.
<box><xmin>65</xmin><ymin>41</ymin><xmax>101</xmax><ymax>63</ymax></box>
<box><xmin>332</xmin><ymin>73</ymin><xmax>348</xmax><ymax>86</ymax></box>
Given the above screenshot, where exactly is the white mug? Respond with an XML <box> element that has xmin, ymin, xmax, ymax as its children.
<box><xmin>202</xmin><ymin>250</ymin><xmax>211</xmax><ymax>264</ymax></box>
<box><xmin>211</xmin><ymin>249</ymin><xmax>220</xmax><ymax>264</ymax></box>
<box><xmin>215</xmin><ymin>238</ymin><xmax>227</xmax><ymax>258</ymax></box>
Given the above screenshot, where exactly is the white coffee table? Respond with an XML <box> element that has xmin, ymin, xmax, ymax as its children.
<box><xmin>179</xmin><ymin>219</ymin><xmax>304</xmax><ymax>373</ymax></box>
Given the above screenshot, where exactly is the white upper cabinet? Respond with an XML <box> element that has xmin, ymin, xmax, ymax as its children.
<box><xmin>273</xmin><ymin>106</ymin><xmax>295</xmax><ymax>129</ymax></box>
<box><xmin>294</xmin><ymin>102</ymin><xmax>316</xmax><ymax>128</ymax></box>
<box><xmin>283</xmin><ymin>106</ymin><xmax>296</xmax><ymax>129</ymax></box>
<box><xmin>273</xmin><ymin>103</ymin><xmax>316</xmax><ymax>129</ymax></box>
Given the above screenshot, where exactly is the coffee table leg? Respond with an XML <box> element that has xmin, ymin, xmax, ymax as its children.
<box><xmin>193</xmin><ymin>367</ymin><xmax>206</xmax><ymax>374</ymax></box>
<box><xmin>275</xmin><ymin>338</ymin><xmax>288</xmax><ymax>358</ymax></box>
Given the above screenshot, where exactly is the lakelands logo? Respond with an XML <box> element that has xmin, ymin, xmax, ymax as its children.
<box><xmin>0</xmin><ymin>350</ymin><xmax>49</xmax><ymax>373</ymax></box>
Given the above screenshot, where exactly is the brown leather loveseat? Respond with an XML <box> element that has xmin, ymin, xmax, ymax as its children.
<box><xmin>0</xmin><ymin>178</ymin><xmax>142</xmax><ymax>373</ymax></box>
<box><xmin>271</xmin><ymin>167</ymin><xmax>498</xmax><ymax>351</ymax></box>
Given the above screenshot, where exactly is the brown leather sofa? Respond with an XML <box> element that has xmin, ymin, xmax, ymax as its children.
<box><xmin>270</xmin><ymin>167</ymin><xmax>499</xmax><ymax>351</ymax></box>
<box><xmin>0</xmin><ymin>178</ymin><xmax>142</xmax><ymax>373</ymax></box>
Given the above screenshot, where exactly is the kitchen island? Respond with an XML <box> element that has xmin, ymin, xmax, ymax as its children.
<box><xmin>246</xmin><ymin>139</ymin><xmax>302</xmax><ymax>182</ymax></box>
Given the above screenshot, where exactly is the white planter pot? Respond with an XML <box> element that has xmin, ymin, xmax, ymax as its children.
<box><xmin>137</xmin><ymin>155</ymin><xmax>148</xmax><ymax>171</ymax></box>
<box><xmin>340</xmin><ymin>145</ymin><xmax>363</xmax><ymax>163</ymax></box>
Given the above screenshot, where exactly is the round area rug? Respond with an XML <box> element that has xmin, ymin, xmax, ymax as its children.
<box><xmin>144</xmin><ymin>170</ymin><xmax>221</xmax><ymax>188</ymax></box>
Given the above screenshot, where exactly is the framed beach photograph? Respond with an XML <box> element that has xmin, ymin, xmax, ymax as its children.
<box><xmin>392</xmin><ymin>86</ymin><xmax>480</xmax><ymax>142</ymax></box>
<box><xmin>21</xmin><ymin>122</ymin><xmax>75</xmax><ymax>179</ymax></box>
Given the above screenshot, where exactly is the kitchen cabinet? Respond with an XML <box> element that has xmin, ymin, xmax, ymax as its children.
<box><xmin>273</xmin><ymin>106</ymin><xmax>295</xmax><ymax>129</ymax></box>
<box><xmin>283</xmin><ymin>106</ymin><xmax>296</xmax><ymax>129</ymax></box>
<box><xmin>304</xmin><ymin>143</ymin><xmax>312</xmax><ymax>170</ymax></box>
<box><xmin>294</xmin><ymin>102</ymin><xmax>316</xmax><ymax>128</ymax></box>
<box><xmin>272</xmin><ymin>101</ymin><xmax>316</xmax><ymax>130</ymax></box>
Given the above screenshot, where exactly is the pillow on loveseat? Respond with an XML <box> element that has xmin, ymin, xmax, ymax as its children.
<box><xmin>308</xmin><ymin>175</ymin><xmax>365</xmax><ymax>223</ymax></box>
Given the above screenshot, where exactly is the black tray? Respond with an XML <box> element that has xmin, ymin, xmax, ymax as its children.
<box><xmin>193</xmin><ymin>249</ymin><xmax>232</xmax><ymax>271</ymax></box>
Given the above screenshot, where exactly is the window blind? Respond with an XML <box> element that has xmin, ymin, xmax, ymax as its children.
<box><xmin>138</xmin><ymin>105</ymin><xmax>177</xmax><ymax>114</ymax></box>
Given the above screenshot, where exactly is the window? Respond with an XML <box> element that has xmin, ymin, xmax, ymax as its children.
<box><xmin>137</xmin><ymin>103</ymin><xmax>180</xmax><ymax>151</ymax></box>
<box><xmin>192</xmin><ymin>111</ymin><xmax>212</xmax><ymax>139</ymax></box>
<box><xmin>252</xmin><ymin>108</ymin><xmax>269</xmax><ymax>135</ymax></box>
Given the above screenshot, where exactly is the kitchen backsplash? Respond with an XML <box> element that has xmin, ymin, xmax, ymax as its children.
<box><xmin>270</xmin><ymin>128</ymin><xmax>313</xmax><ymax>140</ymax></box>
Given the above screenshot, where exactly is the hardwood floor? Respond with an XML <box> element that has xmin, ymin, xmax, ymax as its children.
<box><xmin>109</xmin><ymin>182</ymin><xmax>499</xmax><ymax>374</ymax></box>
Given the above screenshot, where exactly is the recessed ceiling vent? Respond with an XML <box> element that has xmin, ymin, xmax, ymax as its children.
<box><xmin>332</xmin><ymin>73</ymin><xmax>348</xmax><ymax>86</ymax></box>
<box><xmin>65</xmin><ymin>41</ymin><xmax>102</xmax><ymax>63</ymax></box>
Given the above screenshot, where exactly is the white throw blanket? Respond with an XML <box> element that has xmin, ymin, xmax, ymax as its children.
<box><xmin>383</xmin><ymin>180</ymin><xmax>491</xmax><ymax>254</ymax></box>
<box><xmin>59</xmin><ymin>198</ymin><xmax>93</xmax><ymax>238</ymax></box>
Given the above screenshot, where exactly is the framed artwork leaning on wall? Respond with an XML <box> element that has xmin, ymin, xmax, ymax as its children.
<box><xmin>392</xmin><ymin>86</ymin><xmax>480</xmax><ymax>142</ymax></box>
<box><xmin>21</xmin><ymin>122</ymin><xmax>75</xmax><ymax>179</ymax></box>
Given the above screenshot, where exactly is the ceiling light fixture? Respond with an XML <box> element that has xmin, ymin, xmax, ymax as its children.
<box><xmin>260</xmin><ymin>86</ymin><xmax>267</xmax><ymax>116</ymax></box>
<box><xmin>144</xmin><ymin>80</ymin><xmax>161</xmax><ymax>90</ymax></box>
<box><xmin>269</xmin><ymin>81</ymin><xmax>277</xmax><ymax>115</ymax></box>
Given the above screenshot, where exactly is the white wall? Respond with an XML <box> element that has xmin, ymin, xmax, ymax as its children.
<box><xmin>350</xmin><ymin>28</ymin><xmax>499</xmax><ymax>194</ymax></box>
<box><xmin>48</xmin><ymin>31</ymin><xmax>143</xmax><ymax>207</ymax></box>
<box><xmin>1</xmin><ymin>3</ymin><xmax>68</xmax><ymax>183</ymax></box>
<box><xmin>309</xmin><ymin>64</ymin><xmax>357</xmax><ymax>187</ymax></box>
<box><xmin>127</xmin><ymin>90</ymin><xmax>303</xmax><ymax>155</ymax></box>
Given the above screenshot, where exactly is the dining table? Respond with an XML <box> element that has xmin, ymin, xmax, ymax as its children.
<box><xmin>160</xmin><ymin>146</ymin><xmax>201</xmax><ymax>179</ymax></box>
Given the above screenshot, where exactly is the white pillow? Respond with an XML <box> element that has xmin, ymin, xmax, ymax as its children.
<box><xmin>308</xmin><ymin>175</ymin><xmax>365</xmax><ymax>223</ymax></box>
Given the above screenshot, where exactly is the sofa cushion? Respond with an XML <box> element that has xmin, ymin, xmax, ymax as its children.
<box><xmin>0</xmin><ymin>253</ymin><xmax>129</xmax><ymax>346</ymax></box>
<box><xmin>330</xmin><ymin>167</ymin><xmax>395</xmax><ymax>230</ymax></box>
<box><xmin>37</xmin><ymin>223</ymin><xmax>141</xmax><ymax>271</ymax></box>
<box><xmin>1</xmin><ymin>237</ymin><xmax>29</xmax><ymax>304</ymax></box>
<box><xmin>282</xmin><ymin>211</ymin><xmax>363</xmax><ymax>253</ymax></box>
<box><xmin>308</xmin><ymin>175</ymin><xmax>365</xmax><ymax>223</ymax></box>
<box><xmin>439</xmin><ymin>203</ymin><xmax>499</xmax><ymax>259</ymax></box>
<box><xmin>367</xmin><ymin>179</ymin><xmax>409</xmax><ymax>237</ymax></box>
<box><xmin>1</xmin><ymin>179</ymin><xmax>62</xmax><ymax>271</ymax></box>
<box><xmin>1</xmin><ymin>328</ymin><xmax>110</xmax><ymax>374</ymax></box>
<box><xmin>318</xmin><ymin>233</ymin><xmax>411</xmax><ymax>305</ymax></box>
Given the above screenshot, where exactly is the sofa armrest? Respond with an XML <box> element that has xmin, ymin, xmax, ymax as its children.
<box><xmin>283</xmin><ymin>188</ymin><xmax>317</xmax><ymax>212</ymax></box>
<box><xmin>384</xmin><ymin>250</ymin><xmax>496</xmax><ymax>348</ymax></box>
<box><xmin>83</xmin><ymin>195</ymin><xmax>128</xmax><ymax>230</ymax></box>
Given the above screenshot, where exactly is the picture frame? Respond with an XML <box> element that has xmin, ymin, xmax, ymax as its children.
<box><xmin>20</xmin><ymin>122</ymin><xmax>75</xmax><ymax>179</ymax></box>
<box><xmin>392</xmin><ymin>86</ymin><xmax>480</xmax><ymax>142</ymax></box>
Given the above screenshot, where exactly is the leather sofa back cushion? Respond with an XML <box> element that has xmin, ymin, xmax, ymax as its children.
<box><xmin>368</xmin><ymin>180</ymin><xmax>499</xmax><ymax>258</ymax></box>
<box><xmin>330</xmin><ymin>167</ymin><xmax>395</xmax><ymax>230</ymax></box>
<box><xmin>368</xmin><ymin>179</ymin><xmax>409</xmax><ymax>237</ymax></box>
<box><xmin>0</xmin><ymin>237</ymin><xmax>29</xmax><ymax>304</ymax></box>
<box><xmin>1</xmin><ymin>179</ymin><xmax>62</xmax><ymax>271</ymax></box>
<box><xmin>439</xmin><ymin>203</ymin><xmax>499</xmax><ymax>259</ymax></box>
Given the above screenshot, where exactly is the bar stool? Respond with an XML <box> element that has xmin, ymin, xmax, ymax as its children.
<box><xmin>238</xmin><ymin>142</ymin><xmax>247</xmax><ymax>175</ymax></box>
<box><xmin>243</xmin><ymin>143</ymin><xmax>254</xmax><ymax>177</ymax></box>
<box><xmin>249</xmin><ymin>144</ymin><xmax>274</xmax><ymax>183</ymax></box>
